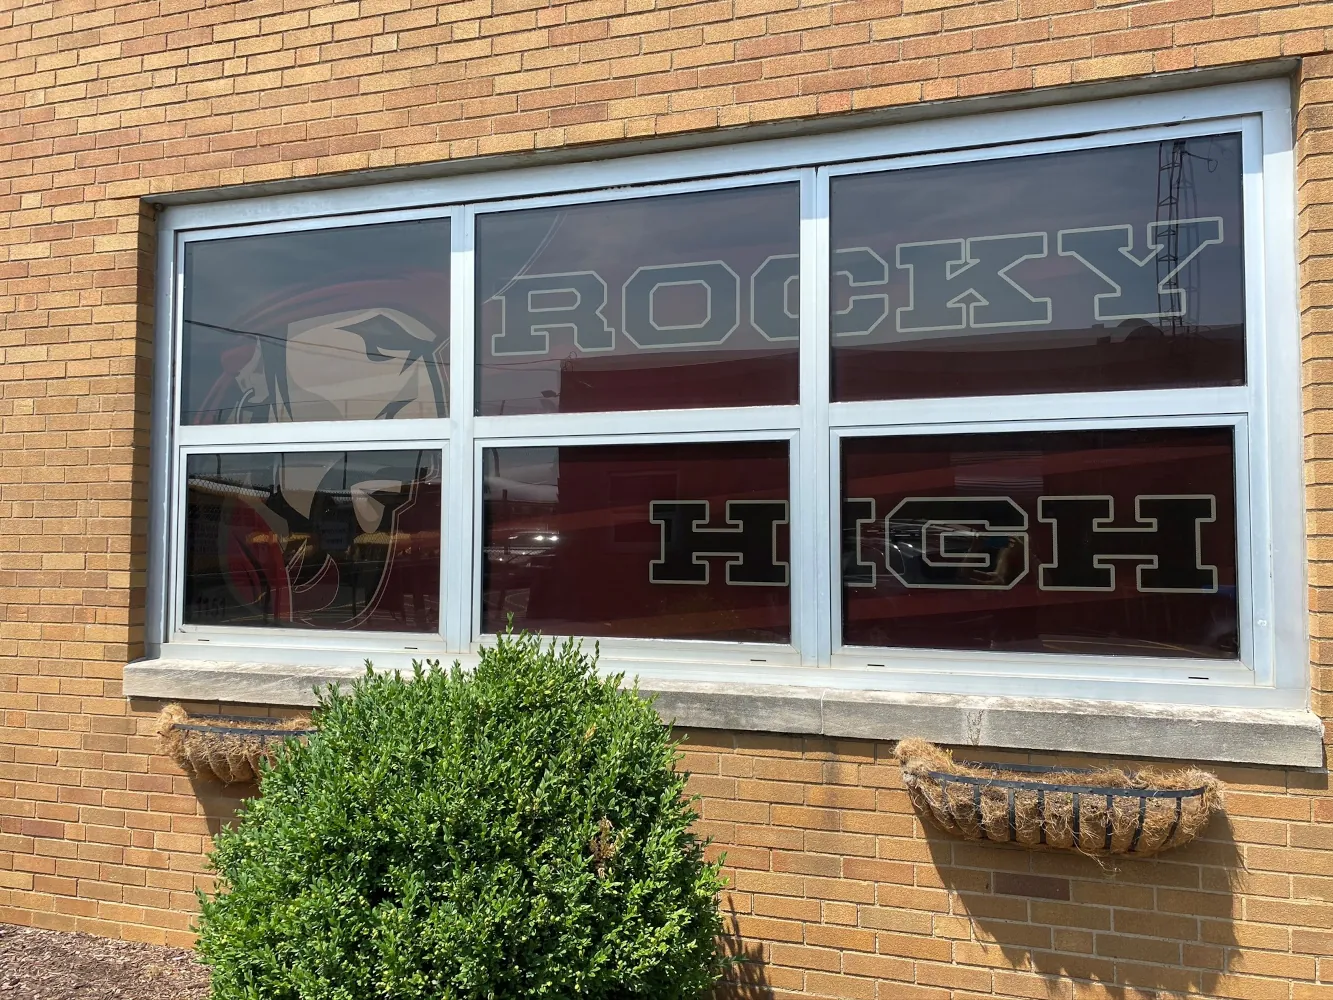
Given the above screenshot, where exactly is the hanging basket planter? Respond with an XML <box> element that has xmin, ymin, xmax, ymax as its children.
<box><xmin>894</xmin><ymin>739</ymin><xmax>1222</xmax><ymax>858</ymax></box>
<box><xmin>156</xmin><ymin>704</ymin><xmax>315</xmax><ymax>784</ymax></box>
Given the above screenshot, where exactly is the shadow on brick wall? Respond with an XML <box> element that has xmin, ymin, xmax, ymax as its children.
<box><xmin>714</xmin><ymin>893</ymin><xmax>773</xmax><ymax>1000</ymax></box>
<box><xmin>921</xmin><ymin>806</ymin><xmax>1242</xmax><ymax>996</ymax></box>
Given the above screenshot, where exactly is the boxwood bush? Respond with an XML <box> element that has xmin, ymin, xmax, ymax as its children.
<box><xmin>196</xmin><ymin>632</ymin><xmax>727</xmax><ymax>999</ymax></box>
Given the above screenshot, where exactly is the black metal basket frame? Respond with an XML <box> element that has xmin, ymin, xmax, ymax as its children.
<box><xmin>169</xmin><ymin>712</ymin><xmax>315</xmax><ymax>742</ymax></box>
<box><xmin>928</xmin><ymin>761</ymin><xmax>1210</xmax><ymax>853</ymax></box>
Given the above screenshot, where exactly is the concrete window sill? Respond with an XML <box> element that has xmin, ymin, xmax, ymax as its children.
<box><xmin>122</xmin><ymin>658</ymin><xmax>1327</xmax><ymax>769</ymax></box>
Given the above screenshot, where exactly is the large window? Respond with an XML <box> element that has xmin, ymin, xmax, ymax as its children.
<box><xmin>150</xmin><ymin>83</ymin><xmax>1304</xmax><ymax>708</ymax></box>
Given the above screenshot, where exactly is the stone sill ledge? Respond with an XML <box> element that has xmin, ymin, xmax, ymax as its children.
<box><xmin>123</xmin><ymin>658</ymin><xmax>1327</xmax><ymax>769</ymax></box>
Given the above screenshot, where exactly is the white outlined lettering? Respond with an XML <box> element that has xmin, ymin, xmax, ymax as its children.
<box><xmin>1057</xmin><ymin>218</ymin><xmax>1224</xmax><ymax>321</ymax></box>
<box><xmin>1037</xmin><ymin>494</ymin><xmax>1219</xmax><ymax>593</ymax></box>
<box><xmin>623</xmin><ymin>262</ymin><xmax>741</xmax><ymax>349</ymax></box>
<box><xmin>649</xmin><ymin>499</ymin><xmax>789</xmax><ymax>586</ymax></box>
<box><xmin>490</xmin><ymin>271</ymin><xmax>613</xmax><ymax>356</ymax></box>
<box><xmin>896</xmin><ymin>233</ymin><xmax>1051</xmax><ymax>334</ymax></box>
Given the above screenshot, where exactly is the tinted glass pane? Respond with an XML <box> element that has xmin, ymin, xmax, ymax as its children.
<box><xmin>482</xmin><ymin>442</ymin><xmax>789</xmax><ymax>641</ymax></box>
<box><xmin>841</xmin><ymin>428</ymin><xmax>1237</xmax><ymax>659</ymax></box>
<box><xmin>831</xmin><ymin>135</ymin><xmax>1245</xmax><ymax>401</ymax></box>
<box><xmin>184</xmin><ymin>450</ymin><xmax>441</xmax><ymax>631</ymax></box>
<box><xmin>476</xmin><ymin>184</ymin><xmax>799</xmax><ymax>415</ymax></box>
<box><xmin>182</xmin><ymin>219</ymin><xmax>450</xmax><ymax>424</ymax></box>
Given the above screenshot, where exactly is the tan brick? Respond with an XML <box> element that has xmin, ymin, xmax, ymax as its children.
<box><xmin>2</xmin><ymin>8</ymin><xmax>1333</xmax><ymax>999</ymax></box>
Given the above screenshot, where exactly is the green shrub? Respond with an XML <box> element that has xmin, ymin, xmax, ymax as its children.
<box><xmin>196</xmin><ymin>631</ymin><xmax>727</xmax><ymax>1000</ymax></box>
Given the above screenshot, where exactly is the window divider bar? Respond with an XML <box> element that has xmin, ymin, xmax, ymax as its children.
<box><xmin>146</xmin><ymin>222</ymin><xmax>178</xmax><ymax>655</ymax></box>
<box><xmin>829</xmin><ymin>386</ymin><xmax>1252</xmax><ymax>430</ymax></box>
<box><xmin>472</xmin><ymin>405</ymin><xmax>801</xmax><ymax>442</ymax></box>
<box><xmin>795</xmin><ymin>167</ymin><xmax>832</xmax><ymax>668</ymax></box>
<box><xmin>444</xmin><ymin>209</ymin><xmax>479</xmax><ymax>652</ymax></box>
<box><xmin>1257</xmin><ymin>101</ymin><xmax>1303</xmax><ymax>692</ymax></box>
<box><xmin>174</xmin><ymin>417</ymin><xmax>453</xmax><ymax>449</ymax></box>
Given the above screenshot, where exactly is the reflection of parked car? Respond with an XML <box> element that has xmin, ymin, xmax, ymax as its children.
<box><xmin>846</xmin><ymin>514</ymin><xmax>1013</xmax><ymax>589</ymax></box>
<box><xmin>485</xmin><ymin>529</ymin><xmax>561</xmax><ymax>567</ymax></box>
<box><xmin>484</xmin><ymin>529</ymin><xmax>562</xmax><ymax>623</ymax></box>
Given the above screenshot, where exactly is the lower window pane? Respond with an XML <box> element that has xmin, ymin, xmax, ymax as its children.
<box><xmin>184</xmin><ymin>450</ymin><xmax>442</xmax><ymax>631</ymax></box>
<box><xmin>482</xmin><ymin>442</ymin><xmax>790</xmax><ymax>642</ymax></box>
<box><xmin>841</xmin><ymin>427</ymin><xmax>1238</xmax><ymax>659</ymax></box>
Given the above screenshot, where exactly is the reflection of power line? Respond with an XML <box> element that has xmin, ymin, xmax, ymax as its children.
<box><xmin>184</xmin><ymin>319</ymin><xmax>447</xmax><ymax>362</ymax></box>
<box><xmin>184</xmin><ymin>313</ymin><xmax>449</xmax><ymax>423</ymax></box>
<box><xmin>1155</xmin><ymin>139</ymin><xmax>1216</xmax><ymax>337</ymax></box>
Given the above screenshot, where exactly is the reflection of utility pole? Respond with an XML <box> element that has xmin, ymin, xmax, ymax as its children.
<box><xmin>1156</xmin><ymin>139</ymin><xmax>1199</xmax><ymax>337</ymax></box>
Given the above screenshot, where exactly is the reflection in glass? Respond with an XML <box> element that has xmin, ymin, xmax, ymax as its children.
<box><xmin>476</xmin><ymin>184</ymin><xmax>799</xmax><ymax>415</ymax></box>
<box><xmin>182</xmin><ymin>219</ymin><xmax>450</xmax><ymax>425</ymax></box>
<box><xmin>482</xmin><ymin>442</ymin><xmax>790</xmax><ymax>641</ymax></box>
<box><xmin>184</xmin><ymin>450</ymin><xmax>442</xmax><ymax>631</ymax></box>
<box><xmin>831</xmin><ymin>135</ymin><xmax>1246</xmax><ymax>401</ymax></box>
<box><xmin>841</xmin><ymin>428</ymin><xmax>1238</xmax><ymax>658</ymax></box>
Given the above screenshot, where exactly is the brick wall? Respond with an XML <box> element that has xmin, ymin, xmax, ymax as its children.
<box><xmin>685</xmin><ymin>731</ymin><xmax>1333</xmax><ymax>999</ymax></box>
<box><xmin>1</xmin><ymin>1</ymin><xmax>1332</xmax><ymax>997</ymax></box>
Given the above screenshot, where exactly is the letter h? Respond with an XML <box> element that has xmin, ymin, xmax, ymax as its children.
<box><xmin>1037</xmin><ymin>495</ymin><xmax>1218</xmax><ymax>593</ymax></box>
<box><xmin>649</xmin><ymin>500</ymin><xmax>789</xmax><ymax>586</ymax></box>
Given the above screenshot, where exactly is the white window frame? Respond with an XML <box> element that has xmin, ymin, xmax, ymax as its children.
<box><xmin>147</xmin><ymin>79</ymin><xmax>1306</xmax><ymax>711</ymax></box>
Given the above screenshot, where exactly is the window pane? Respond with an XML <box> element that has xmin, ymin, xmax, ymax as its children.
<box><xmin>476</xmin><ymin>184</ymin><xmax>799</xmax><ymax>415</ymax></box>
<box><xmin>831</xmin><ymin>134</ymin><xmax>1245</xmax><ymax>401</ymax></box>
<box><xmin>840</xmin><ymin>427</ymin><xmax>1238</xmax><ymax>659</ymax></box>
<box><xmin>482</xmin><ymin>442</ymin><xmax>790</xmax><ymax>641</ymax></box>
<box><xmin>182</xmin><ymin>219</ymin><xmax>450</xmax><ymax>425</ymax></box>
<box><xmin>184</xmin><ymin>450</ymin><xmax>442</xmax><ymax>631</ymax></box>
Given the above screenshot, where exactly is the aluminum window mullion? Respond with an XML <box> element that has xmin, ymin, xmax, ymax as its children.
<box><xmin>444</xmin><ymin>209</ymin><xmax>479</xmax><ymax>653</ymax></box>
<box><xmin>472</xmin><ymin>405</ymin><xmax>801</xmax><ymax>442</ymax></box>
<box><xmin>831</xmin><ymin>409</ymin><xmax>1248</xmax><ymax>441</ymax></box>
<box><xmin>1257</xmin><ymin>100</ymin><xmax>1303</xmax><ymax>695</ymax></box>
<box><xmin>146</xmin><ymin>220</ymin><xmax>178</xmax><ymax>655</ymax></box>
<box><xmin>1230</xmin><ymin>417</ymin><xmax>1259</xmax><ymax>679</ymax></box>
<box><xmin>175</xmin><ymin>417</ymin><xmax>453</xmax><ymax>449</ymax></box>
<box><xmin>794</xmin><ymin>167</ymin><xmax>831</xmax><ymax>668</ymax></box>
<box><xmin>820</xmin><ymin>115</ymin><xmax>1256</xmax><ymax>184</ymax></box>
<box><xmin>466</xmin><ymin>169</ymin><xmax>805</xmax><ymax>219</ymax></box>
<box><xmin>164</xmin><ymin>231</ymin><xmax>190</xmax><ymax>644</ymax></box>
<box><xmin>1236</xmin><ymin>116</ymin><xmax>1272</xmax><ymax>687</ymax></box>
<box><xmin>829</xmin><ymin>386</ymin><xmax>1252</xmax><ymax>430</ymax></box>
<box><xmin>468</xmin><ymin>427</ymin><xmax>799</xmax><ymax>450</ymax></box>
<box><xmin>173</xmin><ymin>204</ymin><xmax>458</xmax><ymax>249</ymax></box>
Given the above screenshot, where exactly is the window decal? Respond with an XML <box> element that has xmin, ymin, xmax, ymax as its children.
<box><xmin>831</xmin><ymin>135</ymin><xmax>1245</xmax><ymax>401</ymax></box>
<box><xmin>181</xmin><ymin>219</ymin><xmax>450</xmax><ymax>425</ymax></box>
<box><xmin>482</xmin><ymin>442</ymin><xmax>790</xmax><ymax>642</ymax></box>
<box><xmin>649</xmin><ymin>500</ymin><xmax>790</xmax><ymax>586</ymax></box>
<box><xmin>1038</xmin><ymin>495</ymin><xmax>1218</xmax><ymax>593</ymax></box>
<box><xmin>184</xmin><ymin>450</ymin><xmax>442</xmax><ymax>631</ymax></box>
<box><xmin>476</xmin><ymin>184</ymin><xmax>800</xmax><ymax>414</ymax></box>
<box><xmin>840</xmin><ymin>428</ymin><xmax>1238</xmax><ymax>659</ymax></box>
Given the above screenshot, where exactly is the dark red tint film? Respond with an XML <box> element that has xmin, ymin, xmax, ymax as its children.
<box><xmin>184</xmin><ymin>450</ymin><xmax>441</xmax><ymax>631</ymax></box>
<box><xmin>482</xmin><ymin>442</ymin><xmax>790</xmax><ymax>641</ymax></box>
<box><xmin>475</xmin><ymin>185</ymin><xmax>799</xmax><ymax>415</ymax></box>
<box><xmin>831</xmin><ymin>135</ymin><xmax>1245</xmax><ymax>401</ymax></box>
<box><xmin>182</xmin><ymin>219</ymin><xmax>450</xmax><ymax>425</ymax></box>
<box><xmin>841</xmin><ymin>428</ymin><xmax>1238</xmax><ymax>658</ymax></box>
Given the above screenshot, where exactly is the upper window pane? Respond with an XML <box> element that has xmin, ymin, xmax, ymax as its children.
<box><xmin>830</xmin><ymin>134</ymin><xmax>1245</xmax><ymax>401</ymax></box>
<box><xmin>184</xmin><ymin>449</ymin><xmax>442</xmax><ymax>632</ymax></box>
<box><xmin>181</xmin><ymin>219</ymin><xmax>451</xmax><ymax>425</ymax></box>
<box><xmin>476</xmin><ymin>184</ymin><xmax>800</xmax><ymax>415</ymax></box>
<box><xmin>840</xmin><ymin>426</ymin><xmax>1238</xmax><ymax>659</ymax></box>
<box><xmin>482</xmin><ymin>441</ymin><xmax>790</xmax><ymax>642</ymax></box>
